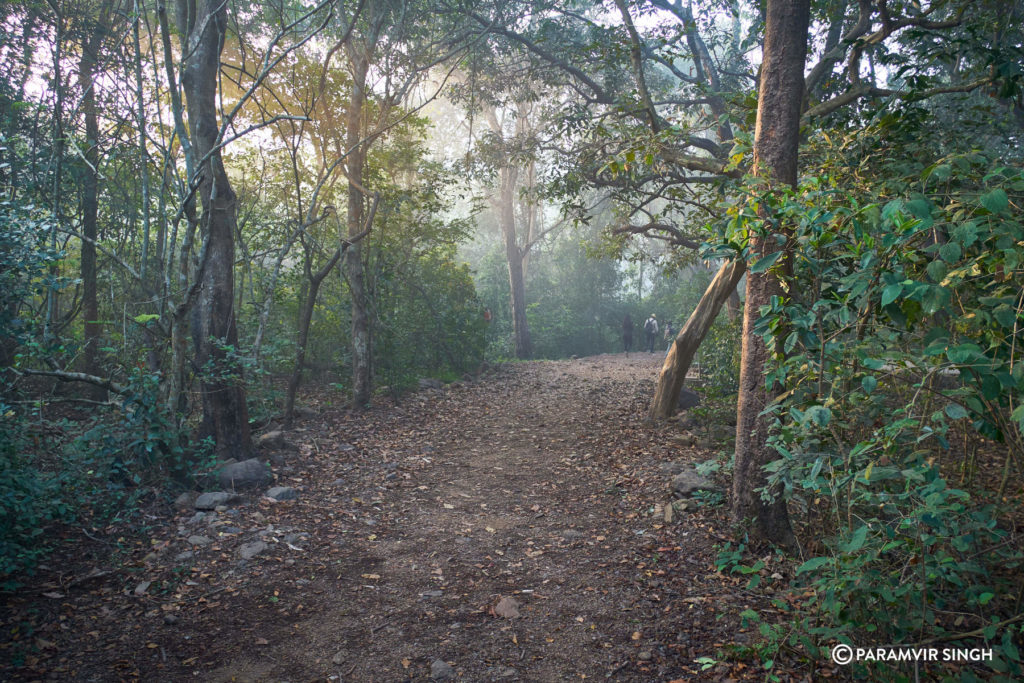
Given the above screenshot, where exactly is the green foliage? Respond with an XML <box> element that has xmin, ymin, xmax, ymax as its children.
<box><xmin>728</xmin><ymin>150</ymin><xmax>1024</xmax><ymax>678</ymax></box>
<box><xmin>69</xmin><ymin>370</ymin><xmax>213</xmax><ymax>517</ymax></box>
<box><xmin>0</xmin><ymin>404</ymin><xmax>68</xmax><ymax>585</ymax></box>
<box><xmin>0</xmin><ymin>199</ymin><xmax>61</xmax><ymax>349</ymax></box>
<box><xmin>375</xmin><ymin>250</ymin><xmax>487</xmax><ymax>393</ymax></box>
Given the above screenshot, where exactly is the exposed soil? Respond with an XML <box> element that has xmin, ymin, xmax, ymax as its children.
<box><xmin>1</xmin><ymin>353</ymin><xmax>822</xmax><ymax>682</ymax></box>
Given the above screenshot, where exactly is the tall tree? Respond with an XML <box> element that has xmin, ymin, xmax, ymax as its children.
<box><xmin>76</xmin><ymin>0</ymin><xmax>116</xmax><ymax>399</ymax></box>
<box><xmin>731</xmin><ymin>0</ymin><xmax>810</xmax><ymax>548</ymax></box>
<box><xmin>176</xmin><ymin>0</ymin><xmax>251</xmax><ymax>459</ymax></box>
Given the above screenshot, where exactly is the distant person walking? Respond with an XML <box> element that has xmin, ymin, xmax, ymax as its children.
<box><xmin>622</xmin><ymin>313</ymin><xmax>633</xmax><ymax>354</ymax></box>
<box><xmin>664</xmin><ymin>320</ymin><xmax>675</xmax><ymax>352</ymax></box>
<box><xmin>643</xmin><ymin>314</ymin><xmax>659</xmax><ymax>353</ymax></box>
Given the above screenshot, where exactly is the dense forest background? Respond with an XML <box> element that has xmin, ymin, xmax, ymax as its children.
<box><xmin>2</xmin><ymin>0</ymin><xmax>1024</xmax><ymax>678</ymax></box>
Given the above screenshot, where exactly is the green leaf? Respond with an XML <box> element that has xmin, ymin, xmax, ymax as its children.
<box><xmin>881</xmin><ymin>283</ymin><xmax>903</xmax><ymax>306</ymax></box>
<box><xmin>939</xmin><ymin>242</ymin><xmax>961</xmax><ymax>263</ymax></box>
<box><xmin>806</xmin><ymin>405</ymin><xmax>831</xmax><ymax>427</ymax></box>
<box><xmin>944</xmin><ymin>403</ymin><xmax>969</xmax><ymax>420</ymax></box>
<box><xmin>980</xmin><ymin>188</ymin><xmax>1009</xmax><ymax>214</ymax></box>
<box><xmin>750</xmin><ymin>251</ymin><xmax>783</xmax><ymax>273</ymax></box>
<box><xmin>839</xmin><ymin>525</ymin><xmax>868</xmax><ymax>553</ymax></box>
<box><xmin>926</xmin><ymin>260</ymin><xmax>947</xmax><ymax>282</ymax></box>
<box><xmin>978</xmin><ymin>592</ymin><xmax>995</xmax><ymax>606</ymax></box>
<box><xmin>993</xmin><ymin>305</ymin><xmax>1018</xmax><ymax>329</ymax></box>
<box><xmin>862</xmin><ymin>376</ymin><xmax>877</xmax><ymax>394</ymax></box>
<box><xmin>796</xmin><ymin>557</ymin><xmax>831</xmax><ymax>574</ymax></box>
<box><xmin>133</xmin><ymin>313</ymin><xmax>160</xmax><ymax>324</ymax></box>
<box><xmin>922</xmin><ymin>286</ymin><xmax>950</xmax><ymax>314</ymax></box>
<box><xmin>947</xmin><ymin>343</ymin><xmax>983</xmax><ymax>363</ymax></box>
<box><xmin>1012</xmin><ymin>404</ymin><xmax>1024</xmax><ymax>430</ymax></box>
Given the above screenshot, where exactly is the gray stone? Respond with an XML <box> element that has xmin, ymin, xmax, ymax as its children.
<box><xmin>496</xmin><ymin>667</ymin><xmax>517</xmax><ymax>679</ymax></box>
<box><xmin>676</xmin><ymin>388</ymin><xmax>701</xmax><ymax>410</ymax></box>
<box><xmin>493</xmin><ymin>596</ymin><xmax>520</xmax><ymax>619</ymax></box>
<box><xmin>187</xmin><ymin>535</ymin><xmax>211</xmax><ymax>546</ymax></box>
<box><xmin>671</xmin><ymin>468</ymin><xmax>718</xmax><ymax>498</ymax></box>
<box><xmin>293</xmin><ymin>405</ymin><xmax>317</xmax><ymax>419</ymax></box>
<box><xmin>194</xmin><ymin>491</ymin><xmax>240</xmax><ymax>510</ymax></box>
<box><xmin>174</xmin><ymin>491</ymin><xmax>197</xmax><ymax>511</ymax></box>
<box><xmin>266</xmin><ymin>486</ymin><xmax>298</xmax><ymax>501</ymax></box>
<box><xmin>659</xmin><ymin>461</ymin><xmax>689</xmax><ymax>476</ymax></box>
<box><xmin>421</xmin><ymin>590</ymin><xmax>444</xmax><ymax>599</ymax></box>
<box><xmin>238</xmin><ymin>541</ymin><xmax>268</xmax><ymax>560</ymax></box>
<box><xmin>257</xmin><ymin>430</ymin><xmax>288</xmax><ymax>450</ymax></box>
<box><xmin>419</xmin><ymin>378</ymin><xmax>444</xmax><ymax>390</ymax></box>
<box><xmin>218</xmin><ymin>458</ymin><xmax>271</xmax><ymax>490</ymax></box>
<box><xmin>175</xmin><ymin>551</ymin><xmax>194</xmax><ymax>562</ymax></box>
<box><xmin>638</xmin><ymin>651</ymin><xmax>653</xmax><ymax>661</ymax></box>
<box><xmin>430</xmin><ymin>659</ymin><xmax>454</xmax><ymax>680</ymax></box>
<box><xmin>163</xmin><ymin>614</ymin><xmax>179</xmax><ymax>625</ymax></box>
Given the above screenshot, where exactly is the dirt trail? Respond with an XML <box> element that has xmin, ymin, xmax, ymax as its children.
<box><xmin>2</xmin><ymin>354</ymin><xmax>764</xmax><ymax>682</ymax></box>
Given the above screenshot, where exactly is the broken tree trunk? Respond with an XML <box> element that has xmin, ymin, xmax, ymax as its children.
<box><xmin>647</xmin><ymin>260</ymin><xmax>745</xmax><ymax>421</ymax></box>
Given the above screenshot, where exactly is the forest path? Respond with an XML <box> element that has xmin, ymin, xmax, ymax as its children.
<box><xmin>3</xmin><ymin>354</ymin><xmax>764</xmax><ymax>682</ymax></box>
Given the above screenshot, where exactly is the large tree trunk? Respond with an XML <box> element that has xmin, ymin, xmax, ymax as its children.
<box><xmin>178</xmin><ymin>0</ymin><xmax>251</xmax><ymax>460</ymax></box>
<box><xmin>499</xmin><ymin>166</ymin><xmax>532</xmax><ymax>359</ymax></box>
<box><xmin>346</xmin><ymin>46</ymin><xmax>372</xmax><ymax>408</ymax></box>
<box><xmin>77</xmin><ymin>6</ymin><xmax>108</xmax><ymax>401</ymax></box>
<box><xmin>648</xmin><ymin>260</ymin><xmax>745</xmax><ymax>420</ymax></box>
<box><xmin>731</xmin><ymin>0</ymin><xmax>810</xmax><ymax>548</ymax></box>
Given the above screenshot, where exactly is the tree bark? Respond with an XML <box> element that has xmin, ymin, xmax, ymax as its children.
<box><xmin>346</xmin><ymin>43</ymin><xmax>372</xmax><ymax>408</ymax></box>
<box><xmin>76</xmin><ymin>3</ymin><xmax>110</xmax><ymax>401</ymax></box>
<box><xmin>178</xmin><ymin>0</ymin><xmax>251</xmax><ymax>460</ymax></box>
<box><xmin>731</xmin><ymin>0</ymin><xmax>810</xmax><ymax>549</ymax></box>
<box><xmin>499</xmin><ymin>165</ymin><xmax>532</xmax><ymax>359</ymax></box>
<box><xmin>648</xmin><ymin>260</ymin><xmax>745</xmax><ymax>420</ymax></box>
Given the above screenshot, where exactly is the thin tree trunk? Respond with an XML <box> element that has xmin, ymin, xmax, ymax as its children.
<box><xmin>132</xmin><ymin>0</ymin><xmax>152</xmax><ymax>282</ymax></box>
<box><xmin>178</xmin><ymin>0</ymin><xmax>251</xmax><ymax>460</ymax></box>
<box><xmin>285</xmin><ymin>252</ymin><xmax>339</xmax><ymax>427</ymax></box>
<box><xmin>500</xmin><ymin>166</ymin><xmax>531</xmax><ymax>359</ymax></box>
<box><xmin>731</xmin><ymin>0</ymin><xmax>809</xmax><ymax>549</ymax></box>
<box><xmin>284</xmin><ymin>198</ymin><xmax>375</xmax><ymax>425</ymax></box>
<box><xmin>648</xmin><ymin>260</ymin><xmax>745</xmax><ymax>420</ymax></box>
<box><xmin>346</xmin><ymin>46</ymin><xmax>371</xmax><ymax>408</ymax></box>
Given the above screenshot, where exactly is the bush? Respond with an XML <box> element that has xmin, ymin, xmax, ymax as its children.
<box><xmin>725</xmin><ymin>153</ymin><xmax>1024</xmax><ymax>679</ymax></box>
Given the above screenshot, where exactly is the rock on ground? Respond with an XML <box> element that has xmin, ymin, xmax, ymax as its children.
<box><xmin>266</xmin><ymin>486</ymin><xmax>298</xmax><ymax>501</ymax></box>
<box><xmin>238</xmin><ymin>541</ymin><xmax>267</xmax><ymax>560</ymax></box>
<box><xmin>676</xmin><ymin>387</ymin><xmax>701</xmax><ymax>410</ymax></box>
<box><xmin>671</xmin><ymin>468</ymin><xmax>718</xmax><ymax>498</ymax></box>
<box><xmin>194</xmin><ymin>492</ymin><xmax>240</xmax><ymax>510</ymax></box>
<box><xmin>430</xmin><ymin>659</ymin><xmax>454</xmax><ymax>680</ymax></box>
<box><xmin>218</xmin><ymin>458</ymin><xmax>271</xmax><ymax>490</ymax></box>
<box><xmin>257</xmin><ymin>431</ymin><xmax>289</xmax><ymax>450</ymax></box>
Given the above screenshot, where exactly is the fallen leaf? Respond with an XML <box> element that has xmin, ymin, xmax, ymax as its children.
<box><xmin>360</xmin><ymin>573</ymin><xmax>381</xmax><ymax>580</ymax></box>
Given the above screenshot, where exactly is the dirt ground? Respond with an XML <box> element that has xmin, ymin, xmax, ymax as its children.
<box><xmin>1</xmin><ymin>353</ymin><xmax>825</xmax><ymax>682</ymax></box>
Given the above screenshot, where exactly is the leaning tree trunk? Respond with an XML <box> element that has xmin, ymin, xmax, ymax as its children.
<box><xmin>179</xmin><ymin>0</ymin><xmax>251</xmax><ymax>460</ymax></box>
<box><xmin>731</xmin><ymin>0</ymin><xmax>809</xmax><ymax>549</ymax></box>
<box><xmin>648</xmin><ymin>260</ymin><xmax>745</xmax><ymax>420</ymax></box>
<box><xmin>499</xmin><ymin>167</ymin><xmax>532</xmax><ymax>359</ymax></box>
